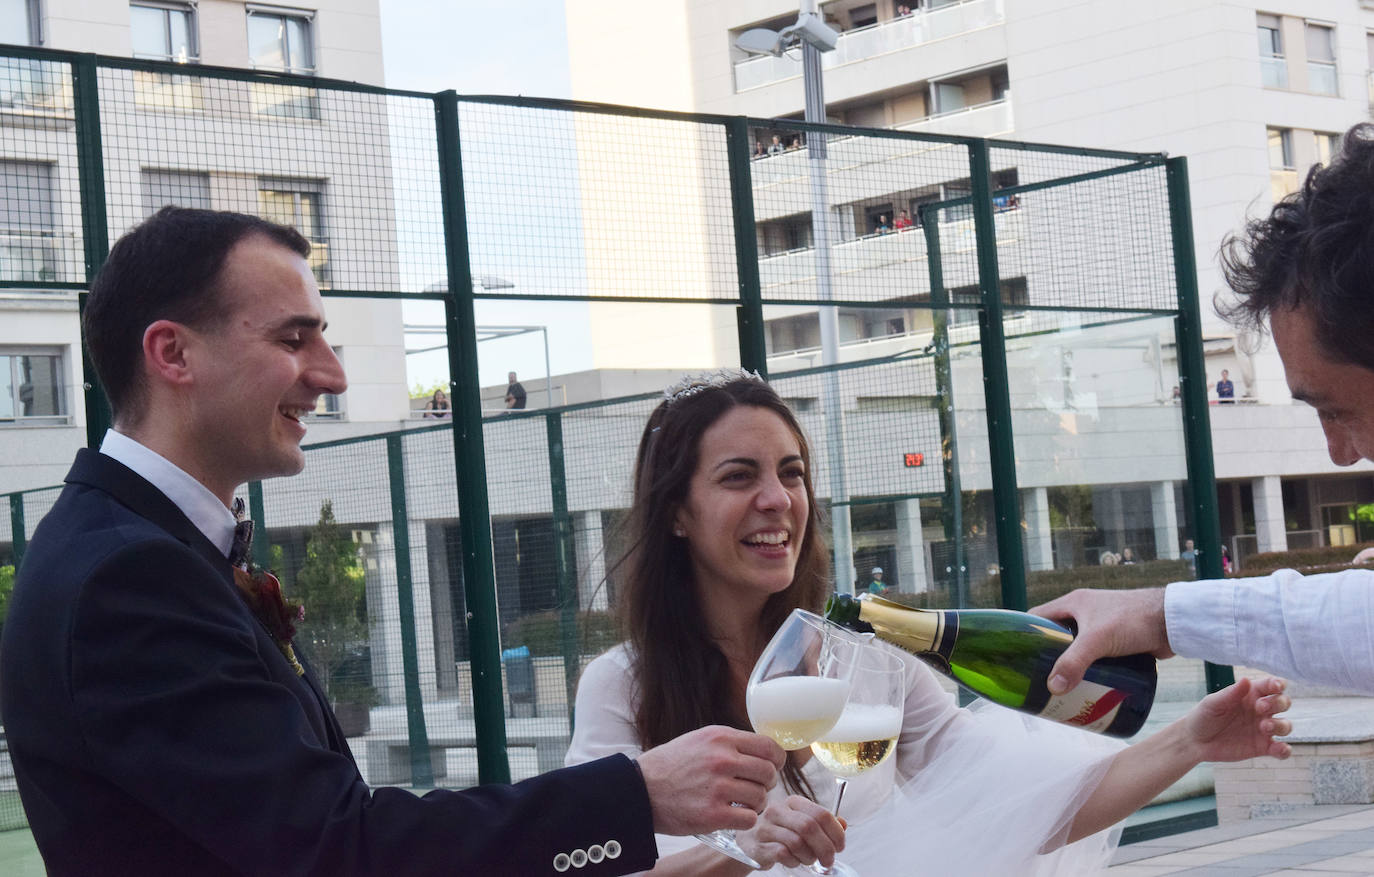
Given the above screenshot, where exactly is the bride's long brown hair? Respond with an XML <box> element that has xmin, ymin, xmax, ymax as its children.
<box><xmin>613</xmin><ymin>373</ymin><xmax>830</xmax><ymax>795</ymax></box>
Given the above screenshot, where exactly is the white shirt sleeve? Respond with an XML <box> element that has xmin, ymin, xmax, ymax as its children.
<box><xmin>1165</xmin><ymin>568</ymin><xmax>1374</xmax><ymax>693</ymax></box>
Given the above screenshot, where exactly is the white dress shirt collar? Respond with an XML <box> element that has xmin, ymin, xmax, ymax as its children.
<box><xmin>99</xmin><ymin>429</ymin><xmax>238</xmax><ymax>558</ymax></box>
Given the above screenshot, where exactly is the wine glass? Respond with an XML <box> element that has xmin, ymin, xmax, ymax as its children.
<box><xmin>695</xmin><ymin>609</ymin><xmax>864</xmax><ymax>869</ymax></box>
<box><xmin>806</xmin><ymin>643</ymin><xmax>907</xmax><ymax>877</ymax></box>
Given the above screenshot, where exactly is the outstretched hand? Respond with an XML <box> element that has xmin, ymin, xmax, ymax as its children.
<box><xmin>736</xmin><ymin>794</ymin><xmax>846</xmax><ymax>870</ymax></box>
<box><xmin>1185</xmin><ymin>676</ymin><xmax>1292</xmax><ymax>764</ymax></box>
<box><xmin>1030</xmin><ymin>588</ymin><xmax>1174</xmax><ymax>694</ymax></box>
<box><xmin>636</xmin><ymin>725</ymin><xmax>786</xmax><ymax>836</ymax></box>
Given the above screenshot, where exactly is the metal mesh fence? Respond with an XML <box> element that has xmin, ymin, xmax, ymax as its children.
<box><xmin>0</xmin><ymin>46</ymin><xmax>1217</xmax><ymax>832</ymax></box>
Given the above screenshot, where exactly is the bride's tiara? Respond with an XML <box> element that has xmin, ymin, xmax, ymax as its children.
<box><xmin>662</xmin><ymin>368</ymin><xmax>765</xmax><ymax>405</ymax></box>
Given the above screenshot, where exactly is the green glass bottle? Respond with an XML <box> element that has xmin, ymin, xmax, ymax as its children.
<box><xmin>825</xmin><ymin>593</ymin><xmax>1156</xmax><ymax>738</ymax></box>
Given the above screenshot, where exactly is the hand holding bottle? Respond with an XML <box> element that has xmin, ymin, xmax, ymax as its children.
<box><xmin>1030</xmin><ymin>588</ymin><xmax>1174</xmax><ymax>695</ymax></box>
<box><xmin>736</xmin><ymin>794</ymin><xmax>847</xmax><ymax>871</ymax></box>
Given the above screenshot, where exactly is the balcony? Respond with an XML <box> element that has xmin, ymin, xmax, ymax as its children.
<box><xmin>733</xmin><ymin>0</ymin><xmax>1005</xmax><ymax>93</ymax></box>
<box><xmin>0</xmin><ymin>58</ymin><xmax>71</xmax><ymax>116</ymax></box>
<box><xmin>894</xmin><ymin>97</ymin><xmax>1012</xmax><ymax>138</ymax></box>
<box><xmin>1259</xmin><ymin>56</ymin><xmax>1288</xmax><ymax>89</ymax></box>
<box><xmin>757</xmin><ymin>207</ymin><xmax>1028</xmax><ymax>299</ymax></box>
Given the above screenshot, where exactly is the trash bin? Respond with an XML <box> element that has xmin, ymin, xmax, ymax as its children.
<box><xmin>501</xmin><ymin>645</ymin><xmax>536</xmax><ymax>718</ymax></box>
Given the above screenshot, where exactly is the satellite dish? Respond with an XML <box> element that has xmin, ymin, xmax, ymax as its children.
<box><xmin>735</xmin><ymin>27</ymin><xmax>783</xmax><ymax>57</ymax></box>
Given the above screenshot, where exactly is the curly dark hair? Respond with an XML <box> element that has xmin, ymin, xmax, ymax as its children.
<box><xmin>1219</xmin><ymin>123</ymin><xmax>1374</xmax><ymax>370</ymax></box>
<box><xmin>612</xmin><ymin>373</ymin><xmax>829</xmax><ymax>797</ymax></box>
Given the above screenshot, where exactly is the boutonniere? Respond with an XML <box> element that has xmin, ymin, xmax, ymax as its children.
<box><xmin>230</xmin><ymin>500</ymin><xmax>305</xmax><ymax>676</ymax></box>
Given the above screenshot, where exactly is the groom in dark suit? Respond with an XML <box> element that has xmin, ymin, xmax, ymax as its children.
<box><xmin>0</xmin><ymin>207</ymin><xmax>785</xmax><ymax>875</ymax></box>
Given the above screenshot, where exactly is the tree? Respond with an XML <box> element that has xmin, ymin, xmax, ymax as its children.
<box><xmin>291</xmin><ymin>501</ymin><xmax>371</xmax><ymax>705</ymax></box>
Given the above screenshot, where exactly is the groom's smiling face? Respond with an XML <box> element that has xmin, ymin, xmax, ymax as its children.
<box><xmin>185</xmin><ymin>234</ymin><xmax>347</xmax><ymax>495</ymax></box>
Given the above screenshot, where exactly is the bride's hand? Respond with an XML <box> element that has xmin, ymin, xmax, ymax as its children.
<box><xmin>1184</xmin><ymin>676</ymin><xmax>1293</xmax><ymax>763</ymax></box>
<box><xmin>735</xmin><ymin>794</ymin><xmax>846</xmax><ymax>870</ymax></box>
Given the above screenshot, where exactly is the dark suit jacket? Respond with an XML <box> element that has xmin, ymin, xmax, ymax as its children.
<box><xmin>0</xmin><ymin>450</ymin><xmax>656</xmax><ymax>875</ymax></box>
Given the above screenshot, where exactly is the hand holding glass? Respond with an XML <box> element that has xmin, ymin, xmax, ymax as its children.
<box><xmin>694</xmin><ymin>609</ymin><xmax>862</xmax><ymax>869</ymax></box>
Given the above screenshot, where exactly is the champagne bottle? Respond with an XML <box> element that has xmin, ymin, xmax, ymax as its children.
<box><xmin>824</xmin><ymin>593</ymin><xmax>1156</xmax><ymax>738</ymax></box>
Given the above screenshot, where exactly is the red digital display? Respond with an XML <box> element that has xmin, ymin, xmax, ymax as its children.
<box><xmin>904</xmin><ymin>453</ymin><xmax>925</xmax><ymax>468</ymax></box>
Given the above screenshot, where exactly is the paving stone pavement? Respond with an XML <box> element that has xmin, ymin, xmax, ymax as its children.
<box><xmin>1110</xmin><ymin>804</ymin><xmax>1374</xmax><ymax>875</ymax></box>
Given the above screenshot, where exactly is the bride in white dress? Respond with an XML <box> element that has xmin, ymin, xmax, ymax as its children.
<box><xmin>565</xmin><ymin>371</ymin><xmax>1292</xmax><ymax>876</ymax></box>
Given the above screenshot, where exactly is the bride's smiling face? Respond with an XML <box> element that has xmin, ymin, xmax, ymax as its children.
<box><xmin>674</xmin><ymin>405</ymin><xmax>809</xmax><ymax>604</ymax></box>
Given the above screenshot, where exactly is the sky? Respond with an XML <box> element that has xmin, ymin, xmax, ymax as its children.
<box><xmin>378</xmin><ymin>0</ymin><xmax>592</xmax><ymax>395</ymax></box>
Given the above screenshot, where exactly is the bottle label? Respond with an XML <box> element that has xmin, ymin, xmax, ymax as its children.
<box><xmin>1037</xmin><ymin>681</ymin><xmax>1127</xmax><ymax>732</ymax></box>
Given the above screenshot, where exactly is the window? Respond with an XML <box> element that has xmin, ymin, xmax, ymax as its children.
<box><xmin>130</xmin><ymin>2</ymin><xmax>197</xmax><ymax>62</ymax></box>
<box><xmin>247</xmin><ymin>6</ymin><xmax>318</xmax><ymax>118</ymax></box>
<box><xmin>0</xmin><ymin>0</ymin><xmax>39</xmax><ymax>45</ymax></box>
<box><xmin>1257</xmin><ymin>14</ymin><xmax>1287</xmax><ymax>88</ymax></box>
<box><xmin>1268</xmin><ymin>127</ymin><xmax>1298</xmax><ymax>201</ymax></box>
<box><xmin>247</xmin><ymin>7</ymin><xmax>314</xmax><ymax>73</ymax></box>
<box><xmin>258</xmin><ymin>178</ymin><xmax>327</xmax><ymax>281</ymax></box>
<box><xmin>0</xmin><ymin>159</ymin><xmax>59</xmax><ymax>282</ymax></box>
<box><xmin>141</xmin><ymin>169</ymin><xmax>210</xmax><ymax>216</ymax></box>
<box><xmin>1306</xmin><ymin>22</ymin><xmax>1337</xmax><ymax>95</ymax></box>
<box><xmin>1267</xmin><ymin>127</ymin><xmax>1294</xmax><ymax>169</ymax></box>
<box><xmin>1315</xmin><ymin>131</ymin><xmax>1341</xmax><ymax>166</ymax></box>
<box><xmin>0</xmin><ymin>348</ymin><xmax>66</xmax><ymax>422</ymax></box>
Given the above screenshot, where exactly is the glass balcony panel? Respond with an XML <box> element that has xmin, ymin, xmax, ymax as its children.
<box><xmin>1307</xmin><ymin>61</ymin><xmax>1337</xmax><ymax>96</ymax></box>
<box><xmin>733</xmin><ymin>0</ymin><xmax>1004</xmax><ymax>93</ymax></box>
<box><xmin>1259</xmin><ymin>56</ymin><xmax>1288</xmax><ymax>88</ymax></box>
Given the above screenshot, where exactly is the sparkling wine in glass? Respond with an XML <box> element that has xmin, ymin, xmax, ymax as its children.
<box><xmin>806</xmin><ymin>643</ymin><xmax>907</xmax><ymax>877</ymax></box>
<box><xmin>694</xmin><ymin>609</ymin><xmax>863</xmax><ymax>869</ymax></box>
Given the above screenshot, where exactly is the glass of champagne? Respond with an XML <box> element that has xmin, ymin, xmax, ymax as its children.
<box><xmin>695</xmin><ymin>609</ymin><xmax>863</xmax><ymax>869</ymax></box>
<box><xmin>807</xmin><ymin>643</ymin><xmax>907</xmax><ymax>877</ymax></box>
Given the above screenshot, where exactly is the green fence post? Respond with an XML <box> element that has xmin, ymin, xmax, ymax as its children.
<box><xmin>923</xmin><ymin>215</ymin><xmax>967</xmax><ymax>607</ymax></box>
<box><xmin>9</xmin><ymin>493</ymin><xmax>26</xmax><ymax>571</ymax></box>
<box><xmin>247</xmin><ymin>481</ymin><xmax>270</xmax><ymax>571</ymax></box>
<box><xmin>1167</xmin><ymin>156</ymin><xmax>1234</xmax><ymax>693</ymax></box>
<box><xmin>72</xmin><ymin>53</ymin><xmax>112</xmax><ymax>449</ymax></box>
<box><xmin>435</xmin><ymin>90</ymin><xmax>511</xmax><ymax>784</ymax></box>
<box><xmin>968</xmin><ymin>140</ymin><xmax>1027</xmax><ymax>610</ymax></box>
<box><xmin>726</xmin><ymin>117</ymin><xmax>767</xmax><ymax>377</ymax></box>
<box><xmin>386</xmin><ymin>435</ymin><xmax>435</xmax><ymax>786</ymax></box>
<box><xmin>546</xmin><ymin>412</ymin><xmax>581</xmax><ymax>725</ymax></box>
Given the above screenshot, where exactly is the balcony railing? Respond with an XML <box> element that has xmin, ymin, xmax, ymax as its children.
<box><xmin>1259</xmin><ymin>56</ymin><xmax>1288</xmax><ymax>89</ymax></box>
<box><xmin>894</xmin><ymin>96</ymin><xmax>1012</xmax><ymax>138</ymax></box>
<box><xmin>1307</xmin><ymin>61</ymin><xmax>1338</xmax><ymax>96</ymax></box>
<box><xmin>733</xmin><ymin>0</ymin><xmax>1004</xmax><ymax>92</ymax></box>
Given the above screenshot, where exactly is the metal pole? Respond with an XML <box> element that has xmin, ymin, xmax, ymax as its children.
<box><xmin>1167</xmin><ymin>156</ymin><xmax>1234</xmax><ymax>693</ymax></box>
<box><xmin>726</xmin><ymin>115</ymin><xmax>768</xmax><ymax>376</ymax></box>
<box><xmin>546</xmin><ymin>413</ymin><xmax>580</xmax><ymax>725</ymax></box>
<box><xmin>968</xmin><ymin>140</ymin><xmax>1027</xmax><ymax>610</ymax></box>
<box><xmin>435</xmin><ymin>89</ymin><xmax>510</xmax><ymax>784</ymax></box>
<box><xmin>802</xmin><ymin>40</ymin><xmax>854</xmax><ymax>595</ymax></box>
<box><xmin>542</xmin><ymin>327</ymin><xmax>553</xmax><ymax>409</ymax></box>
<box><xmin>923</xmin><ymin>216</ymin><xmax>968</xmax><ymax>607</ymax></box>
<box><xmin>9</xmin><ymin>493</ymin><xmax>26</xmax><ymax>572</ymax></box>
<box><xmin>386</xmin><ymin>435</ymin><xmax>434</xmax><ymax>786</ymax></box>
<box><xmin>72</xmin><ymin>53</ymin><xmax>111</xmax><ymax>448</ymax></box>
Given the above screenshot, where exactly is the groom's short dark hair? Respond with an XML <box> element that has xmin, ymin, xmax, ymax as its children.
<box><xmin>84</xmin><ymin>206</ymin><xmax>310</xmax><ymax>422</ymax></box>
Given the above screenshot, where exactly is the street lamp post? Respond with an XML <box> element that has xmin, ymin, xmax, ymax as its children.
<box><xmin>736</xmin><ymin>3</ymin><xmax>854</xmax><ymax>592</ymax></box>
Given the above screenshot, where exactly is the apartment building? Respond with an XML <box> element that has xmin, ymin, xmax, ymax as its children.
<box><xmin>0</xmin><ymin>0</ymin><xmax>406</xmax><ymax>493</ymax></box>
<box><xmin>563</xmin><ymin>0</ymin><xmax>1374</xmax><ymax>574</ymax></box>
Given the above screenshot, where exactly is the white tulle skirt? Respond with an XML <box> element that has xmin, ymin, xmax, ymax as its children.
<box><xmin>835</xmin><ymin>701</ymin><xmax>1125</xmax><ymax>876</ymax></box>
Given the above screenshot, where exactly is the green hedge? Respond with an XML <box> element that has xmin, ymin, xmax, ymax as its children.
<box><xmin>505</xmin><ymin>610</ymin><xmax>620</xmax><ymax>657</ymax></box>
<box><xmin>1238</xmin><ymin>542</ymin><xmax>1374</xmax><ymax>578</ymax></box>
<box><xmin>890</xmin><ymin>559</ymin><xmax>1195</xmax><ymax>609</ymax></box>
